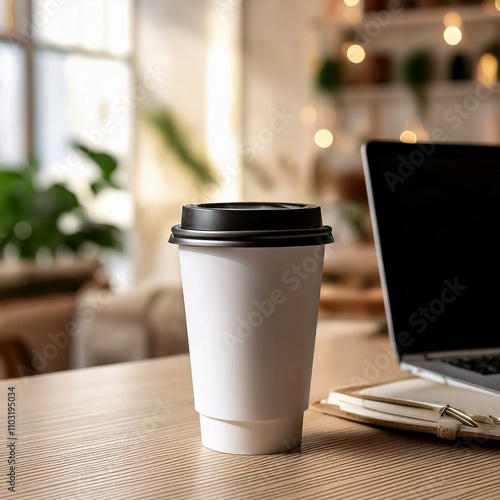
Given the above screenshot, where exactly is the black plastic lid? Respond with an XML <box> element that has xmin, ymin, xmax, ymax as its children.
<box><xmin>169</xmin><ymin>202</ymin><xmax>334</xmax><ymax>247</ymax></box>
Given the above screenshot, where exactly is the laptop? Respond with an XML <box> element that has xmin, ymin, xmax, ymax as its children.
<box><xmin>361</xmin><ymin>140</ymin><xmax>500</xmax><ymax>395</ymax></box>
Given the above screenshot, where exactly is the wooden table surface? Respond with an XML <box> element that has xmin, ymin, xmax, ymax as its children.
<box><xmin>1</xmin><ymin>320</ymin><xmax>499</xmax><ymax>500</ymax></box>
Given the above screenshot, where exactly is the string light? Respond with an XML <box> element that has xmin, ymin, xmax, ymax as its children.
<box><xmin>443</xmin><ymin>12</ymin><xmax>462</xmax><ymax>28</ymax></box>
<box><xmin>443</xmin><ymin>12</ymin><xmax>462</xmax><ymax>46</ymax></box>
<box><xmin>299</xmin><ymin>106</ymin><xmax>317</xmax><ymax>125</ymax></box>
<box><xmin>477</xmin><ymin>53</ymin><xmax>499</xmax><ymax>87</ymax></box>
<box><xmin>444</xmin><ymin>26</ymin><xmax>462</xmax><ymax>46</ymax></box>
<box><xmin>400</xmin><ymin>130</ymin><xmax>417</xmax><ymax>144</ymax></box>
<box><xmin>314</xmin><ymin>129</ymin><xmax>334</xmax><ymax>148</ymax></box>
<box><xmin>346</xmin><ymin>44</ymin><xmax>365</xmax><ymax>64</ymax></box>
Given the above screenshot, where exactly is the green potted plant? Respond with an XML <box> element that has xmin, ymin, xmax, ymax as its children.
<box><xmin>402</xmin><ymin>49</ymin><xmax>434</xmax><ymax>117</ymax></box>
<box><xmin>0</xmin><ymin>144</ymin><xmax>123</xmax><ymax>262</ymax></box>
<box><xmin>315</xmin><ymin>57</ymin><xmax>343</xmax><ymax>98</ymax></box>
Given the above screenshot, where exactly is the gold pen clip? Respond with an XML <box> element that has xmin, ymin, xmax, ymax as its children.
<box><xmin>488</xmin><ymin>414</ymin><xmax>500</xmax><ymax>425</ymax></box>
<box><xmin>331</xmin><ymin>390</ymin><xmax>499</xmax><ymax>428</ymax></box>
<box><xmin>441</xmin><ymin>405</ymin><xmax>478</xmax><ymax>428</ymax></box>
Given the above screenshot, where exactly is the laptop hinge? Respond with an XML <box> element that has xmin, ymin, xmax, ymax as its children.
<box><xmin>424</xmin><ymin>348</ymin><xmax>500</xmax><ymax>359</ymax></box>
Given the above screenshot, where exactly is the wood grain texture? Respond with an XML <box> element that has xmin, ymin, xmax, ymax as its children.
<box><xmin>1</xmin><ymin>326</ymin><xmax>499</xmax><ymax>500</ymax></box>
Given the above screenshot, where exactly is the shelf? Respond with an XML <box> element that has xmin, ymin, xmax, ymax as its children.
<box><xmin>321</xmin><ymin>4</ymin><xmax>500</xmax><ymax>30</ymax></box>
<box><xmin>314</xmin><ymin>3</ymin><xmax>500</xmax><ymax>148</ymax></box>
<box><xmin>336</xmin><ymin>80</ymin><xmax>500</xmax><ymax>102</ymax></box>
<box><xmin>366</xmin><ymin>4</ymin><xmax>499</xmax><ymax>28</ymax></box>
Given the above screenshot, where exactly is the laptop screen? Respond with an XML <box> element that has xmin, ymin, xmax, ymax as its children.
<box><xmin>362</xmin><ymin>141</ymin><xmax>500</xmax><ymax>357</ymax></box>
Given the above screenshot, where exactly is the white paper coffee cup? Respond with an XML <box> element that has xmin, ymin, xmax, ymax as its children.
<box><xmin>170</xmin><ymin>203</ymin><xmax>333</xmax><ymax>454</ymax></box>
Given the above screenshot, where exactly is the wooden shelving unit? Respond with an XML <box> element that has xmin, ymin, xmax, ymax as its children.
<box><xmin>314</xmin><ymin>2</ymin><xmax>500</xmax><ymax>142</ymax></box>
<box><xmin>336</xmin><ymin>80</ymin><xmax>500</xmax><ymax>102</ymax></box>
<box><xmin>321</xmin><ymin>3</ymin><xmax>500</xmax><ymax>29</ymax></box>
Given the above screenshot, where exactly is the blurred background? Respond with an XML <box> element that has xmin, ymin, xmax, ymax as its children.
<box><xmin>0</xmin><ymin>0</ymin><xmax>499</xmax><ymax>378</ymax></box>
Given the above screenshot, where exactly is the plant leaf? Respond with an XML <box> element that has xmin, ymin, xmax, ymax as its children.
<box><xmin>78</xmin><ymin>222</ymin><xmax>123</xmax><ymax>250</ymax></box>
<box><xmin>402</xmin><ymin>50</ymin><xmax>433</xmax><ymax>110</ymax></box>
<box><xmin>28</xmin><ymin>183</ymin><xmax>80</xmax><ymax>221</ymax></box>
<box><xmin>316</xmin><ymin>58</ymin><xmax>343</xmax><ymax>95</ymax></box>
<box><xmin>146</xmin><ymin>108</ymin><xmax>216</xmax><ymax>185</ymax></box>
<box><xmin>73</xmin><ymin>143</ymin><xmax>119</xmax><ymax>187</ymax></box>
<box><xmin>0</xmin><ymin>170</ymin><xmax>34</xmax><ymax>238</ymax></box>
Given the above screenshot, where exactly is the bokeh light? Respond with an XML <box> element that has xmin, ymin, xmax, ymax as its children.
<box><xmin>314</xmin><ymin>129</ymin><xmax>334</xmax><ymax>148</ymax></box>
<box><xmin>443</xmin><ymin>12</ymin><xmax>462</xmax><ymax>28</ymax></box>
<box><xmin>400</xmin><ymin>130</ymin><xmax>418</xmax><ymax>144</ymax></box>
<box><xmin>444</xmin><ymin>26</ymin><xmax>462</xmax><ymax>46</ymax></box>
<box><xmin>346</xmin><ymin>44</ymin><xmax>365</xmax><ymax>64</ymax></box>
<box><xmin>477</xmin><ymin>53</ymin><xmax>499</xmax><ymax>87</ymax></box>
<box><xmin>299</xmin><ymin>105</ymin><xmax>317</xmax><ymax>125</ymax></box>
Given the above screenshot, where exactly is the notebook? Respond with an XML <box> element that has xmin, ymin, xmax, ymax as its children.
<box><xmin>361</xmin><ymin>140</ymin><xmax>500</xmax><ymax>396</ymax></box>
<box><xmin>312</xmin><ymin>377</ymin><xmax>500</xmax><ymax>442</ymax></box>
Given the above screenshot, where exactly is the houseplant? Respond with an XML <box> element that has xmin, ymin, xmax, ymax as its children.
<box><xmin>0</xmin><ymin>144</ymin><xmax>123</xmax><ymax>261</ymax></box>
<box><xmin>315</xmin><ymin>57</ymin><xmax>343</xmax><ymax>98</ymax></box>
<box><xmin>402</xmin><ymin>49</ymin><xmax>434</xmax><ymax>117</ymax></box>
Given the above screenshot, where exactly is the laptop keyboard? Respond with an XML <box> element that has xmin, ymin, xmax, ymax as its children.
<box><xmin>443</xmin><ymin>354</ymin><xmax>500</xmax><ymax>376</ymax></box>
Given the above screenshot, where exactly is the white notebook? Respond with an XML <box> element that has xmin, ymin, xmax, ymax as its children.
<box><xmin>312</xmin><ymin>377</ymin><xmax>500</xmax><ymax>441</ymax></box>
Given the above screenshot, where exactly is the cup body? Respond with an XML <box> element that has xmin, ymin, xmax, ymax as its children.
<box><xmin>170</xmin><ymin>203</ymin><xmax>333</xmax><ymax>454</ymax></box>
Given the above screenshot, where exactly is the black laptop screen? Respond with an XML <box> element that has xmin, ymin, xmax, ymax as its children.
<box><xmin>363</xmin><ymin>141</ymin><xmax>500</xmax><ymax>356</ymax></box>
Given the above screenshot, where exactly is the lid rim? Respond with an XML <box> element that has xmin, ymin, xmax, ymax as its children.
<box><xmin>169</xmin><ymin>202</ymin><xmax>334</xmax><ymax>247</ymax></box>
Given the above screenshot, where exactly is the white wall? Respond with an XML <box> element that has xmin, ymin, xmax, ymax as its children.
<box><xmin>134</xmin><ymin>0</ymin><xmax>241</xmax><ymax>286</ymax></box>
<box><xmin>241</xmin><ymin>0</ymin><xmax>325</xmax><ymax>203</ymax></box>
<box><xmin>132</xmin><ymin>0</ymin><xmax>500</xmax><ymax>285</ymax></box>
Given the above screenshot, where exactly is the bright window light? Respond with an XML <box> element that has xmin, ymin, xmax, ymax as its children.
<box><xmin>205</xmin><ymin>4</ymin><xmax>241</xmax><ymax>202</ymax></box>
<box><xmin>0</xmin><ymin>43</ymin><xmax>25</xmax><ymax>165</ymax></box>
<box><xmin>33</xmin><ymin>0</ymin><xmax>132</xmax><ymax>55</ymax></box>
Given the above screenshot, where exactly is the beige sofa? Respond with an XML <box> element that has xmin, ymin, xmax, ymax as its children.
<box><xmin>0</xmin><ymin>259</ymin><xmax>188</xmax><ymax>378</ymax></box>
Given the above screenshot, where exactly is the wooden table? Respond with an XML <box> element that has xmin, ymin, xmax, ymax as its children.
<box><xmin>1</xmin><ymin>321</ymin><xmax>499</xmax><ymax>500</ymax></box>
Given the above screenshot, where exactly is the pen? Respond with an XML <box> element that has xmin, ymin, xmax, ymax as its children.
<box><xmin>334</xmin><ymin>393</ymin><xmax>480</xmax><ymax>428</ymax></box>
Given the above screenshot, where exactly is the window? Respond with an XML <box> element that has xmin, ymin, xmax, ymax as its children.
<box><xmin>0</xmin><ymin>41</ymin><xmax>25</xmax><ymax>164</ymax></box>
<box><xmin>0</xmin><ymin>0</ymin><xmax>135</xmax><ymax>278</ymax></box>
<box><xmin>0</xmin><ymin>0</ymin><xmax>134</xmax><ymax>166</ymax></box>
